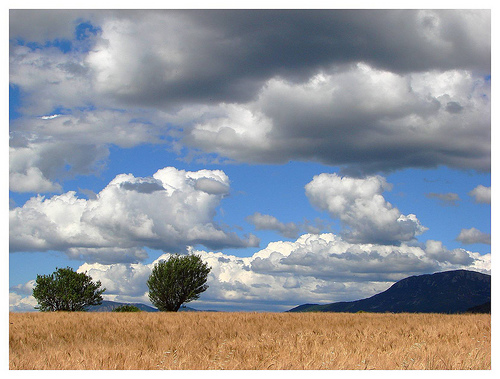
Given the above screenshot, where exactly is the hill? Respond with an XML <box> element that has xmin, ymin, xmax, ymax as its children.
<box><xmin>287</xmin><ymin>269</ymin><xmax>490</xmax><ymax>314</ymax></box>
<box><xmin>87</xmin><ymin>300</ymin><xmax>198</xmax><ymax>312</ymax></box>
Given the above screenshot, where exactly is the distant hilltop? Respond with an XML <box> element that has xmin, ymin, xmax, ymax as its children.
<box><xmin>87</xmin><ymin>300</ymin><xmax>198</xmax><ymax>312</ymax></box>
<box><xmin>287</xmin><ymin>269</ymin><xmax>491</xmax><ymax>314</ymax></box>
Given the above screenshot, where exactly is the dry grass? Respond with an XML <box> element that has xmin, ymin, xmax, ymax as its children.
<box><xmin>9</xmin><ymin>311</ymin><xmax>490</xmax><ymax>370</ymax></box>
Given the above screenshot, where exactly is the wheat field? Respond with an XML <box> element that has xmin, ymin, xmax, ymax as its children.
<box><xmin>9</xmin><ymin>311</ymin><xmax>490</xmax><ymax>370</ymax></box>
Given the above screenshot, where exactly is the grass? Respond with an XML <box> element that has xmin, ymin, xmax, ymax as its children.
<box><xmin>9</xmin><ymin>311</ymin><xmax>490</xmax><ymax>370</ymax></box>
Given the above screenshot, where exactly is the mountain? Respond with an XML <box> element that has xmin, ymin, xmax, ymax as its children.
<box><xmin>87</xmin><ymin>300</ymin><xmax>198</xmax><ymax>312</ymax></box>
<box><xmin>287</xmin><ymin>270</ymin><xmax>491</xmax><ymax>314</ymax></box>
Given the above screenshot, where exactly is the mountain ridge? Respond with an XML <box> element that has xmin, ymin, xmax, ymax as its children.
<box><xmin>287</xmin><ymin>269</ymin><xmax>491</xmax><ymax>314</ymax></box>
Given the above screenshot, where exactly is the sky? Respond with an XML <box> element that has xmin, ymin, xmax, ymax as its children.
<box><xmin>8</xmin><ymin>8</ymin><xmax>492</xmax><ymax>312</ymax></box>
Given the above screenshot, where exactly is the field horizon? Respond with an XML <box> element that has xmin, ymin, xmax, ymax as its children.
<box><xmin>9</xmin><ymin>311</ymin><xmax>490</xmax><ymax>370</ymax></box>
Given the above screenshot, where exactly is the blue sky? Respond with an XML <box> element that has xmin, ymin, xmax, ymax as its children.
<box><xmin>9</xmin><ymin>9</ymin><xmax>491</xmax><ymax>312</ymax></box>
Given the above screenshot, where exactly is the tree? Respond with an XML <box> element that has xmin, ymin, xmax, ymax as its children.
<box><xmin>147</xmin><ymin>254</ymin><xmax>211</xmax><ymax>312</ymax></box>
<box><xmin>32</xmin><ymin>267</ymin><xmax>105</xmax><ymax>312</ymax></box>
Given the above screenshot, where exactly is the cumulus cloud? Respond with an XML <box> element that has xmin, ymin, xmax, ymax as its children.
<box><xmin>469</xmin><ymin>185</ymin><xmax>491</xmax><ymax>204</ymax></box>
<box><xmin>246</xmin><ymin>212</ymin><xmax>300</xmax><ymax>239</ymax></box>
<box><xmin>10</xmin><ymin>280</ymin><xmax>36</xmax><ymax>296</ymax></box>
<box><xmin>10</xmin><ymin>233</ymin><xmax>490</xmax><ymax>312</ymax></box>
<box><xmin>9</xmin><ymin>167</ymin><xmax>258</xmax><ymax>263</ymax></box>
<box><xmin>425</xmin><ymin>192</ymin><xmax>460</xmax><ymax>206</ymax></box>
<box><xmin>9</xmin><ymin>166</ymin><xmax>62</xmax><ymax>193</ymax></box>
<box><xmin>456</xmin><ymin>227</ymin><xmax>491</xmax><ymax>245</ymax></box>
<box><xmin>305</xmin><ymin>173</ymin><xmax>427</xmax><ymax>244</ymax></box>
<box><xmin>10</xmin><ymin>292</ymin><xmax>38</xmax><ymax>312</ymax></box>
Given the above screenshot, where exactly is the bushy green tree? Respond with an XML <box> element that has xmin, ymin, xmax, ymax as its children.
<box><xmin>113</xmin><ymin>304</ymin><xmax>141</xmax><ymax>312</ymax></box>
<box><xmin>32</xmin><ymin>267</ymin><xmax>105</xmax><ymax>312</ymax></box>
<box><xmin>147</xmin><ymin>254</ymin><xmax>211</xmax><ymax>312</ymax></box>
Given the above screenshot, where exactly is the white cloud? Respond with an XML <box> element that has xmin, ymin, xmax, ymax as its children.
<box><xmin>9</xmin><ymin>108</ymin><xmax>170</xmax><ymax>193</ymax></box>
<box><xmin>40</xmin><ymin>114</ymin><xmax>60</xmax><ymax>120</ymax></box>
<box><xmin>9</xmin><ymin>279</ymin><xmax>38</xmax><ymax>312</ymax></box>
<box><xmin>10</xmin><ymin>44</ymin><xmax>92</xmax><ymax>116</ymax></box>
<box><xmin>10</xmin><ymin>292</ymin><xmax>38</xmax><ymax>312</ymax></box>
<box><xmin>9</xmin><ymin>167</ymin><xmax>258</xmax><ymax>263</ymax></box>
<box><xmin>305</xmin><ymin>173</ymin><xmax>427</xmax><ymax>244</ymax></box>
<box><xmin>9</xmin><ymin>166</ymin><xmax>62</xmax><ymax>193</ymax></box>
<box><xmin>246</xmin><ymin>212</ymin><xmax>300</xmax><ymax>239</ymax></box>
<box><xmin>456</xmin><ymin>227</ymin><xmax>491</xmax><ymax>245</ymax></box>
<box><xmin>469</xmin><ymin>185</ymin><xmax>491</xmax><ymax>204</ymax></box>
<box><xmin>10</xmin><ymin>280</ymin><xmax>36</xmax><ymax>296</ymax></box>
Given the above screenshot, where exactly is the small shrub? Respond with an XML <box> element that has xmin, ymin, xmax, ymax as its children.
<box><xmin>112</xmin><ymin>304</ymin><xmax>141</xmax><ymax>312</ymax></box>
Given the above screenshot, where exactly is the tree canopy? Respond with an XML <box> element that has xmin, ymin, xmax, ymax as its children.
<box><xmin>147</xmin><ymin>254</ymin><xmax>211</xmax><ymax>312</ymax></box>
<box><xmin>32</xmin><ymin>267</ymin><xmax>105</xmax><ymax>311</ymax></box>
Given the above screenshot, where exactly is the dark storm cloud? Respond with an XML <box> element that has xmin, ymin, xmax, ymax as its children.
<box><xmin>15</xmin><ymin>9</ymin><xmax>484</xmax><ymax>108</ymax></box>
<box><xmin>101</xmin><ymin>10</ymin><xmax>489</xmax><ymax>106</ymax></box>
<box><xmin>191</xmin><ymin>9</ymin><xmax>490</xmax><ymax>72</ymax></box>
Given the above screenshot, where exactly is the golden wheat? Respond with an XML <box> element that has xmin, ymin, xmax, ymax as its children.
<box><xmin>9</xmin><ymin>311</ymin><xmax>490</xmax><ymax>370</ymax></box>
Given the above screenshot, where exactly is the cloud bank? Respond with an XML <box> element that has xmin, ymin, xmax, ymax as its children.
<box><xmin>9</xmin><ymin>10</ymin><xmax>491</xmax><ymax>192</ymax></box>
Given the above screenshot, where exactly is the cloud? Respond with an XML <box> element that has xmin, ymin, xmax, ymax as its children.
<box><xmin>120</xmin><ymin>178</ymin><xmax>165</xmax><ymax>194</ymax></box>
<box><xmin>184</xmin><ymin>65</ymin><xmax>490</xmax><ymax>174</ymax></box>
<box><xmin>9</xmin><ymin>141</ymin><xmax>109</xmax><ymax>193</ymax></box>
<box><xmin>9</xmin><ymin>280</ymin><xmax>38</xmax><ymax>312</ymax></box>
<box><xmin>193</xmin><ymin>177</ymin><xmax>230</xmax><ymax>195</ymax></box>
<box><xmin>10</xmin><ymin>232</ymin><xmax>490</xmax><ymax>312</ymax></box>
<box><xmin>9</xmin><ymin>108</ymin><xmax>170</xmax><ymax>193</ymax></box>
<box><xmin>425</xmin><ymin>192</ymin><xmax>460</xmax><ymax>206</ymax></box>
<box><xmin>9</xmin><ymin>166</ymin><xmax>62</xmax><ymax>193</ymax></box>
<box><xmin>469</xmin><ymin>185</ymin><xmax>491</xmax><ymax>204</ymax></box>
<box><xmin>42</xmin><ymin>10</ymin><xmax>490</xmax><ymax>107</ymax></box>
<box><xmin>9</xmin><ymin>167</ymin><xmax>259</xmax><ymax>263</ymax></box>
<box><xmin>10</xmin><ymin>292</ymin><xmax>38</xmax><ymax>312</ymax></box>
<box><xmin>246</xmin><ymin>212</ymin><xmax>300</xmax><ymax>239</ymax></box>
<box><xmin>305</xmin><ymin>173</ymin><xmax>427</xmax><ymax>244</ymax></box>
<box><xmin>424</xmin><ymin>240</ymin><xmax>475</xmax><ymax>265</ymax></box>
<box><xmin>9</xmin><ymin>10</ymin><xmax>491</xmax><ymax>189</ymax></box>
<box><xmin>40</xmin><ymin>114</ymin><xmax>61</xmax><ymax>120</ymax></box>
<box><xmin>456</xmin><ymin>227</ymin><xmax>491</xmax><ymax>245</ymax></box>
<box><xmin>9</xmin><ymin>9</ymin><xmax>93</xmax><ymax>43</ymax></box>
<box><xmin>10</xmin><ymin>280</ymin><xmax>36</xmax><ymax>296</ymax></box>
